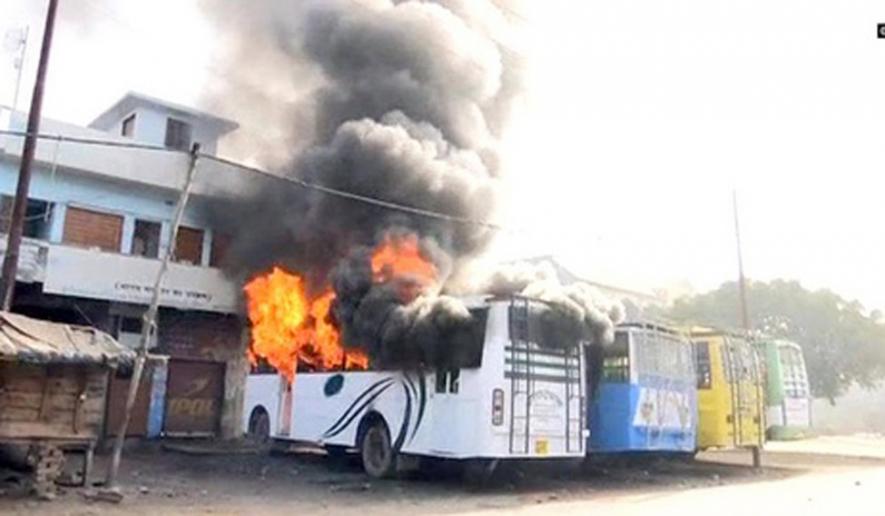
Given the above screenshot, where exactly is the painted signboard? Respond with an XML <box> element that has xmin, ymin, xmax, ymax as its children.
<box><xmin>43</xmin><ymin>244</ymin><xmax>239</xmax><ymax>313</ymax></box>
<box><xmin>632</xmin><ymin>387</ymin><xmax>692</xmax><ymax>430</ymax></box>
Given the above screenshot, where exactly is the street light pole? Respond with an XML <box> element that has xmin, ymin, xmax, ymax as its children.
<box><xmin>0</xmin><ymin>0</ymin><xmax>59</xmax><ymax>310</ymax></box>
<box><xmin>732</xmin><ymin>189</ymin><xmax>763</xmax><ymax>469</ymax></box>
<box><xmin>732</xmin><ymin>190</ymin><xmax>751</xmax><ymax>333</ymax></box>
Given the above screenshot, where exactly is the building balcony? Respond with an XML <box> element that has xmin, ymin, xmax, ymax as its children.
<box><xmin>0</xmin><ymin>234</ymin><xmax>240</xmax><ymax>314</ymax></box>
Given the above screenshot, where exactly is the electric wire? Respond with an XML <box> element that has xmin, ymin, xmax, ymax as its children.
<box><xmin>0</xmin><ymin>128</ymin><xmax>508</xmax><ymax>231</ymax></box>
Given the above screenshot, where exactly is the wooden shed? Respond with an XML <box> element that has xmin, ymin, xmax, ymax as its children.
<box><xmin>0</xmin><ymin>311</ymin><xmax>133</xmax><ymax>493</ymax></box>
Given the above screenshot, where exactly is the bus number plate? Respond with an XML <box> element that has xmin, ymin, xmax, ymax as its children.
<box><xmin>535</xmin><ymin>439</ymin><xmax>549</xmax><ymax>455</ymax></box>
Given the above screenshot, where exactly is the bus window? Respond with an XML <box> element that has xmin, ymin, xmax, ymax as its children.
<box><xmin>250</xmin><ymin>356</ymin><xmax>277</xmax><ymax>375</ymax></box>
<box><xmin>602</xmin><ymin>331</ymin><xmax>630</xmax><ymax>382</ymax></box>
<box><xmin>695</xmin><ymin>341</ymin><xmax>712</xmax><ymax>389</ymax></box>
<box><xmin>445</xmin><ymin>308</ymin><xmax>488</xmax><ymax>369</ymax></box>
<box><xmin>780</xmin><ymin>346</ymin><xmax>807</xmax><ymax>397</ymax></box>
<box><xmin>435</xmin><ymin>369</ymin><xmax>461</xmax><ymax>394</ymax></box>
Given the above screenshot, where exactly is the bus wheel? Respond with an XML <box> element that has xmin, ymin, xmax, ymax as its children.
<box><xmin>247</xmin><ymin>407</ymin><xmax>270</xmax><ymax>444</ymax></box>
<box><xmin>360</xmin><ymin>420</ymin><xmax>395</xmax><ymax>479</ymax></box>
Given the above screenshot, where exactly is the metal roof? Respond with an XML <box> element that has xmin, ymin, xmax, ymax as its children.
<box><xmin>0</xmin><ymin>311</ymin><xmax>134</xmax><ymax>365</ymax></box>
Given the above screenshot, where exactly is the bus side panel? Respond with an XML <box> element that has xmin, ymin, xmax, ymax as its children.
<box><xmin>589</xmin><ymin>382</ymin><xmax>634</xmax><ymax>451</ymax></box>
<box><xmin>290</xmin><ymin>372</ymin><xmax>409</xmax><ymax>449</ymax></box>
<box><xmin>242</xmin><ymin>374</ymin><xmax>281</xmax><ymax>436</ymax></box>
<box><xmin>697</xmin><ymin>338</ymin><xmax>730</xmax><ymax>449</ymax></box>
<box><xmin>768</xmin><ymin>341</ymin><xmax>812</xmax><ymax>440</ymax></box>
<box><xmin>764</xmin><ymin>341</ymin><xmax>786</xmax><ymax>430</ymax></box>
<box><xmin>735</xmin><ymin>344</ymin><xmax>764</xmax><ymax>447</ymax></box>
<box><xmin>427</xmin><ymin>367</ymin><xmax>488</xmax><ymax>458</ymax></box>
<box><xmin>592</xmin><ymin>382</ymin><xmax>696</xmax><ymax>453</ymax></box>
<box><xmin>628</xmin><ymin>379</ymin><xmax>696</xmax><ymax>452</ymax></box>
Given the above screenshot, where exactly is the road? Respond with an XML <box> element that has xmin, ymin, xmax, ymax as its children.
<box><xmin>1</xmin><ymin>439</ymin><xmax>884</xmax><ymax>515</ymax></box>
<box><xmin>461</xmin><ymin>466</ymin><xmax>885</xmax><ymax>516</ymax></box>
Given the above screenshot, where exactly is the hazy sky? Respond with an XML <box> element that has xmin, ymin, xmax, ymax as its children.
<box><xmin>2</xmin><ymin>1</ymin><xmax>885</xmax><ymax>310</ymax></box>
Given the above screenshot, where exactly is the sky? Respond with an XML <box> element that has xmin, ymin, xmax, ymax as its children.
<box><xmin>2</xmin><ymin>0</ymin><xmax>885</xmax><ymax>311</ymax></box>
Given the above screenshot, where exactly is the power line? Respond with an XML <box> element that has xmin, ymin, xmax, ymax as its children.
<box><xmin>0</xmin><ymin>128</ymin><xmax>508</xmax><ymax>231</ymax></box>
<box><xmin>0</xmin><ymin>128</ymin><xmax>178</xmax><ymax>152</ymax></box>
<box><xmin>201</xmin><ymin>154</ymin><xmax>507</xmax><ymax>231</ymax></box>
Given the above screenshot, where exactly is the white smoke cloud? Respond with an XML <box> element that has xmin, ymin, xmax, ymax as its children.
<box><xmin>483</xmin><ymin>260</ymin><xmax>626</xmax><ymax>345</ymax></box>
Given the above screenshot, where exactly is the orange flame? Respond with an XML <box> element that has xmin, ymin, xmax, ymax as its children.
<box><xmin>245</xmin><ymin>234</ymin><xmax>438</xmax><ymax>380</ymax></box>
<box><xmin>244</xmin><ymin>267</ymin><xmax>367</xmax><ymax>382</ymax></box>
<box><xmin>371</xmin><ymin>233</ymin><xmax>439</xmax><ymax>301</ymax></box>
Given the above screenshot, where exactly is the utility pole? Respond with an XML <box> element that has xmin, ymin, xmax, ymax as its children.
<box><xmin>732</xmin><ymin>189</ymin><xmax>763</xmax><ymax>469</ymax></box>
<box><xmin>106</xmin><ymin>144</ymin><xmax>201</xmax><ymax>490</ymax></box>
<box><xmin>0</xmin><ymin>0</ymin><xmax>59</xmax><ymax>311</ymax></box>
<box><xmin>732</xmin><ymin>190</ymin><xmax>751</xmax><ymax>332</ymax></box>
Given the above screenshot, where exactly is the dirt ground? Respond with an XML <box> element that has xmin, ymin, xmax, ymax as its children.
<box><xmin>1</xmin><ymin>439</ymin><xmax>883</xmax><ymax>516</ymax></box>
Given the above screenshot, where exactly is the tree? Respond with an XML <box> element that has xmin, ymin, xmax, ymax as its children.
<box><xmin>664</xmin><ymin>279</ymin><xmax>885</xmax><ymax>401</ymax></box>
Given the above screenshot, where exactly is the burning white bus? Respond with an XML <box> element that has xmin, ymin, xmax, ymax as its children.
<box><xmin>243</xmin><ymin>295</ymin><xmax>587</xmax><ymax>478</ymax></box>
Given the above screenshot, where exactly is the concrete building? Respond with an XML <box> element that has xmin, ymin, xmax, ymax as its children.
<box><xmin>0</xmin><ymin>93</ymin><xmax>249</xmax><ymax>439</ymax></box>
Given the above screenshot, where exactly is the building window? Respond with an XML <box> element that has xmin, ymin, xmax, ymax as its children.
<box><xmin>131</xmin><ymin>219</ymin><xmax>161</xmax><ymax>258</ymax></box>
<box><xmin>174</xmin><ymin>226</ymin><xmax>204</xmax><ymax>265</ymax></box>
<box><xmin>121</xmin><ymin>113</ymin><xmax>136</xmax><ymax>138</ymax></box>
<box><xmin>209</xmin><ymin>232</ymin><xmax>230</xmax><ymax>268</ymax></box>
<box><xmin>116</xmin><ymin>315</ymin><xmax>152</xmax><ymax>350</ymax></box>
<box><xmin>0</xmin><ymin>195</ymin><xmax>53</xmax><ymax>239</ymax></box>
<box><xmin>165</xmin><ymin>118</ymin><xmax>192</xmax><ymax>151</ymax></box>
<box><xmin>62</xmin><ymin>206</ymin><xmax>124</xmax><ymax>252</ymax></box>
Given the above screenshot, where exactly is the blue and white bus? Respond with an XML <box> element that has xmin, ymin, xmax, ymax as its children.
<box><xmin>586</xmin><ymin>322</ymin><xmax>697</xmax><ymax>454</ymax></box>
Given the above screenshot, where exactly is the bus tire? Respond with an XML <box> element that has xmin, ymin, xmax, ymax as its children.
<box><xmin>359</xmin><ymin>419</ymin><xmax>396</xmax><ymax>479</ymax></box>
<box><xmin>247</xmin><ymin>407</ymin><xmax>270</xmax><ymax>444</ymax></box>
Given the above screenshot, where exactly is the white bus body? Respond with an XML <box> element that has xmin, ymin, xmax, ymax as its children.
<box><xmin>243</xmin><ymin>297</ymin><xmax>586</xmax><ymax>471</ymax></box>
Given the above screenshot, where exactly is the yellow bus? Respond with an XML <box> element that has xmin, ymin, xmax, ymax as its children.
<box><xmin>690</xmin><ymin>328</ymin><xmax>765</xmax><ymax>451</ymax></box>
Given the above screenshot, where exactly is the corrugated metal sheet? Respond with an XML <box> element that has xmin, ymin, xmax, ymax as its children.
<box><xmin>164</xmin><ymin>360</ymin><xmax>224</xmax><ymax>436</ymax></box>
<box><xmin>0</xmin><ymin>311</ymin><xmax>134</xmax><ymax>365</ymax></box>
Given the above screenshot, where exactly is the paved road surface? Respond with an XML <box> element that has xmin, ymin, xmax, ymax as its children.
<box><xmin>765</xmin><ymin>434</ymin><xmax>885</xmax><ymax>460</ymax></box>
<box><xmin>2</xmin><ymin>441</ymin><xmax>884</xmax><ymax>515</ymax></box>
<box><xmin>460</xmin><ymin>466</ymin><xmax>885</xmax><ymax>516</ymax></box>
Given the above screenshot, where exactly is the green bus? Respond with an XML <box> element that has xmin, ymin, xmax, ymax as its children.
<box><xmin>757</xmin><ymin>339</ymin><xmax>812</xmax><ymax>440</ymax></box>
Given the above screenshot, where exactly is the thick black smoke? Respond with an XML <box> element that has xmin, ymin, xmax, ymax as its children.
<box><xmin>203</xmin><ymin>0</ymin><xmax>519</xmax><ymax>275</ymax></box>
<box><xmin>202</xmin><ymin>0</ymin><xmax>524</xmax><ymax>365</ymax></box>
<box><xmin>203</xmin><ymin>1</ymin><xmax>623</xmax><ymax>367</ymax></box>
<box><xmin>483</xmin><ymin>261</ymin><xmax>627</xmax><ymax>345</ymax></box>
